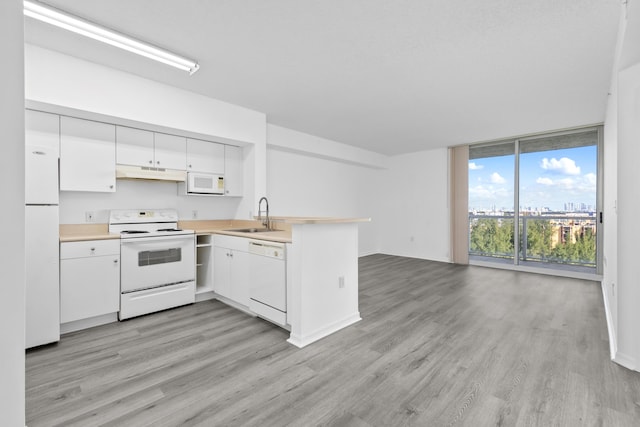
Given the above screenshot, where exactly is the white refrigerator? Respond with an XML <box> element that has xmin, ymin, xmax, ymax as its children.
<box><xmin>25</xmin><ymin>110</ymin><xmax>60</xmax><ymax>349</ymax></box>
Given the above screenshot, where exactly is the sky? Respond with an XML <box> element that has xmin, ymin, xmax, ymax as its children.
<box><xmin>468</xmin><ymin>145</ymin><xmax>597</xmax><ymax>212</ymax></box>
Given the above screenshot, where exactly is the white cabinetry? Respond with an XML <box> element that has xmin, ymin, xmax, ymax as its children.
<box><xmin>224</xmin><ymin>145</ymin><xmax>244</xmax><ymax>197</ymax></box>
<box><xmin>60</xmin><ymin>116</ymin><xmax>116</xmax><ymax>192</ymax></box>
<box><xmin>186</xmin><ymin>138</ymin><xmax>225</xmax><ymax>174</ymax></box>
<box><xmin>116</xmin><ymin>126</ymin><xmax>154</xmax><ymax>167</ymax></box>
<box><xmin>116</xmin><ymin>126</ymin><xmax>186</xmax><ymax>170</ymax></box>
<box><xmin>60</xmin><ymin>240</ymin><xmax>120</xmax><ymax>325</ymax></box>
<box><xmin>154</xmin><ymin>133</ymin><xmax>186</xmax><ymax>170</ymax></box>
<box><xmin>213</xmin><ymin>235</ymin><xmax>250</xmax><ymax>307</ymax></box>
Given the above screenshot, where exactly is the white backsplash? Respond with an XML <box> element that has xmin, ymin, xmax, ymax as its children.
<box><xmin>59</xmin><ymin>179</ymin><xmax>241</xmax><ymax>224</ymax></box>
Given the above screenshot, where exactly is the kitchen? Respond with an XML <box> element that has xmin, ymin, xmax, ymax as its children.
<box><xmin>4</xmin><ymin>0</ymin><xmax>640</xmax><ymax>425</ymax></box>
<box><xmin>25</xmin><ymin>98</ymin><xmax>368</xmax><ymax>347</ymax></box>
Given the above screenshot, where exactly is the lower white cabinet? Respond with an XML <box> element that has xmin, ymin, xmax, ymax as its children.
<box><xmin>213</xmin><ymin>235</ymin><xmax>250</xmax><ymax>307</ymax></box>
<box><xmin>60</xmin><ymin>240</ymin><xmax>120</xmax><ymax>324</ymax></box>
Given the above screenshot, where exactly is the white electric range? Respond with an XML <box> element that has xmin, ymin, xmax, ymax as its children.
<box><xmin>109</xmin><ymin>209</ymin><xmax>195</xmax><ymax>320</ymax></box>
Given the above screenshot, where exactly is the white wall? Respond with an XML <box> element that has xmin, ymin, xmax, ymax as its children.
<box><xmin>266</xmin><ymin>125</ymin><xmax>381</xmax><ymax>256</ymax></box>
<box><xmin>0</xmin><ymin>0</ymin><xmax>25</xmax><ymax>424</ymax></box>
<box><xmin>602</xmin><ymin>4</ymin><xmax>626</xmax><ymax>359</ymax></box>
<box><xmin>59</xmin><ymin>180</ymin><xmax>241</xmax><ymax>224</ymax></box>
<box><xmin>603</xmin><ymin>0</ymin><xmax>640</xmax><ymax>372</ymax></box>
<box><xmin>378</xmin><ymin>148</ymin><xmax>451</xmax><ymax>263</ymax></box>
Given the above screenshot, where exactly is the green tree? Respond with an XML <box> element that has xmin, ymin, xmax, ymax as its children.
<box><xmin>470</xmin><ymin>218</ymin><xmax>514</xmax><ymax>257</ymax></box>
<box><xmin>525</xmin><ymin>219</ymin><xmax>554</xmax><ymax>261</ymax></box>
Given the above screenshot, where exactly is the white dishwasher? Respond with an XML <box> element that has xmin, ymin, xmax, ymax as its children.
<box><xmin>248</xmin><ymin>240</ymin><xmax>287</xmax><ymax>327</ymax></box>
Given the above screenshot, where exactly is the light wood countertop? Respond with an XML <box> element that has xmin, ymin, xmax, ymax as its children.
<box><xmin>179</xmin><ymin>219</ymin><xmax>292</xmax><ymax>243</ymax></box>
<box><xmin>59</xmin><ymin>216</ymin><xmax>366</xmax><ymax>243</ymax></box>
<box><xmin>265</xmin><ymin>216</ymin><xmax>371</xmax><ymax>224</ymax></box>
<box><xmin>59</xmin><ymin>224</ymin><xmax>120</xmax><ymax>242</ymax></box>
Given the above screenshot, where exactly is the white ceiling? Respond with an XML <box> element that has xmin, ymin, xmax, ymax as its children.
<box><xmin>24</xmin><ymin>0</ymin><xmax>621</xmax><ymax>155</ymax></box>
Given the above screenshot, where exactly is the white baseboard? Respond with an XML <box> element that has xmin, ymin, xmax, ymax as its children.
<box><xmin>287</xmin><ymin>312</ymin><xmax>361</xmax><ymax>348</ymax></box>
<box><xmin>195</xmin><ymin>290</ymin><xmax>215</xmax><ymax>302</ymax></box>
<box><xmin>614</xmin><ymin>352</ymin><xmax>637</xmax><ymax>372</ymax></box>
<box><xmin>358</xmin><ymin>250</ymin><xmax>378</xmax><ymax>257</ymax></box>
<box><xmin>601</xmin><ymin>281</ymin><xmax>617</xmax><ymax>360</ymax></box>
<box><xmin>61</xmin><ymin>312</ymin><xmax>117</xmax><ymax>334</ymax></box>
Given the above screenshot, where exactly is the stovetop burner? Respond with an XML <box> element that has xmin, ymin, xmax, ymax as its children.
<box><xmin>109</xmin><ymin>209</ymin><xmax>194</xmax><ymax>238</ymax></box>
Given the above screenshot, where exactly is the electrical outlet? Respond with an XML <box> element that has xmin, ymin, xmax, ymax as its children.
<box><xmin>85</xmin><ymin>211</ymin><xmax>95</xmax><ymax>222</ymax></box>
<box><xmin>192</xmin><ymin>210</ymin><xmax>198</xmax><ymax>219</ymax></box>
<box><xmin>338</xmin><ymin>276</ymin><xmax>345</xmax><ymax>288</ymax></box>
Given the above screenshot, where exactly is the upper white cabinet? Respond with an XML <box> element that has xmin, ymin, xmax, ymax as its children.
<box><xmin>116</xmin><ymin>127</ymin><xmax>186</xmax><ymax>170</ymax></box>
<box><xmin>154</xmin><ymin>133</ymin><xmax>186</xmax><ymax>170</ymax></box>
<box><xmin>116</xmin><ymin>126</ymin><xmax>154</xmax><ymax>167</ymax></box>
<box><xmin>60</xmin><ymin>116</ymin><xmax>116</xmax><ymax>192</ymax></box>
<box><xmin>224</xmin><ymin>145</ymin><xmax>243</xmax><ymax>197</ymax></box>
<box><xmin>25</xmin><ymin>110</ymin><xmax>59</xmax><ymax>204</ymax></box>
<box><xmin>186</xmin><ymin>138</ymin><xmax>225</xmax><ymax>174</ymax></box>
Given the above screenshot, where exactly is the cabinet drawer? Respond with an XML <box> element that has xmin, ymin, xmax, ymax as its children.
<box><xmin>61</xmin><ymin>239</ymin><xmax>120</xmax><ymax>259</ymax></box>
<box><xmin>213</xmin><ymin>234</ymin><xmax>248</xmax><ymax>252</ymax></box>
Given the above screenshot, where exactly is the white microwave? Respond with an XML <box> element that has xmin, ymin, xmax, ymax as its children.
<box><xmin>186</xmin><ymin>172</ymin><xmax>224</xmax><ymax>195</ymax></box>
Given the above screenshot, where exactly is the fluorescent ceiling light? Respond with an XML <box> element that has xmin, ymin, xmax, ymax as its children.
<box><xmin>23</xmin><ymin>0</ymin><xmax>200</xmax><ymax>75</ymax></box>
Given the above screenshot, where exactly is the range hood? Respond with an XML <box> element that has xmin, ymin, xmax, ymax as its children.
<box><xmin>116</xmin><ymin>164</ymin><xmax>187</xmax><ymax>182</ymax></box>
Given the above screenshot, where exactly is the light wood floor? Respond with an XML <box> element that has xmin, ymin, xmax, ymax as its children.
<box><xmin>26</xmin><ymin>254</ymin><xmax>640</xmax><ymax>426</ymax></box>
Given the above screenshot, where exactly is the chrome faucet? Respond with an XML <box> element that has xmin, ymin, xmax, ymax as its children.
<box><xmin>258</xmin><ymin>197</ymin><xmax>270</xmax><ymax>230</ymax></box>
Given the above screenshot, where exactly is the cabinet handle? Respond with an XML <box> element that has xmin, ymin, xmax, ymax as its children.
<box><xmin>109</xmin><ymin>185</ymin><xmax>114</xmax><ymax>189</ymax></box>
<box><xmin>114</xmin><ymin>259</ymin><xmax>119</xmax><ymax>264</ymax></box>
<box><xmin>149</xmin><ymin>160</ymin><xmax>153</xmax><ymax>164</ymax></box>
<box><xmin>157</xmin><ymin>161</ymin><xmax>160</xmax><ymax>165</ymax></box>
<box><xmin>229</xmin><ymin>253</ymin><xmax>233</xmax><ymax>258</ymax></box>
<box><xmin>188</xmin><ymin>164</ymin><xmax>192</xmax><ymax>168</ymax></box>
<box><xmin>90</xmin><ymin>247</ymin><xmax>96</xmax><ymax>253</ymax></box>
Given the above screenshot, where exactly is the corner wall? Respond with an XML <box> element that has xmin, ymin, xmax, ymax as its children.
<box><xmin>603</xmin><ymin>0</ymin><xmax>640</xmax><ymax>371</ymax></box>
<box><xmin>266</xmin><ymin>125</ymin><xmax>383</xmax><ymax>256</ymax></box>
<box><xmin>378</xmin><ymin>148</ymin><xmax>451</xmax><ymax>262</ymax></box>
<box><xmin>0</xmin><ymin>0</ymin><xmax>25</xmax><ymax>424</ymax></box>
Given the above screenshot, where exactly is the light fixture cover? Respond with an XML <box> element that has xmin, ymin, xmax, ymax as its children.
<box><xmin>23</xmin><ymin>0</ymin><xmax>200</xmax><ymax>75</ymax></box>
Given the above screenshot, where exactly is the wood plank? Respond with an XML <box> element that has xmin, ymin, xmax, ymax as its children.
<box><xmin>26</xmin><ymin>254</ymin><xmax>640</xmax><ymax>426</ymax></box>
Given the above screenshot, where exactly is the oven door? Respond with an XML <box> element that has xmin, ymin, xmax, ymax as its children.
<box><xmin>120</xmin><ymin>234</ymin><xmax>195</xmax><ymax>293</ymax></box>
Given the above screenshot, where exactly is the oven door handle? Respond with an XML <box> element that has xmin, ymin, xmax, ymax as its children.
<box><xmin>120</xmin><ymin>235</ymin><xmax>195</xmax><ymax>245</ymax></box>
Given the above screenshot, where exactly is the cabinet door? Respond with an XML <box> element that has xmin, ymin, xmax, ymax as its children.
<box><xmin>60</xmin><ymin>117</ymin><xmax>116</xmax><ymax>192</ymax></box>
<box><xmin>60</xmin><ymin>255</ymin><xmax>120</xmax><ymax>323</ymax></box>
<box><xmin>224</xmin><ymin>145</ymin><xmax>243</xmax><ymax>197</ymax></box>
<box><xmin>154</xmin><ymin>133</ymin><xmax>186</xmax><ymax>170</ymax></box>
<box><xmin>25</xmin><ymin>110</ymin><xmax>59</xmax><ymax>205</ymax></box>
<box><xmin>116</xmin><ymin>126</ymin><xmax>154</xmax><ymax>167</ymax></box>
<box><xmin>187</xmin><ymin>138</ymin><xmax>225</xmax><ymax>174</ymax></box>
<box><xmin>213</xmin><ymin>246</ymin><xmax>231</xmax><ymax>298</ymax></box>
<box><xmin>230</xmin><ymin>250</ymin><xmax>250</xmax><ymax>307</ymax></box>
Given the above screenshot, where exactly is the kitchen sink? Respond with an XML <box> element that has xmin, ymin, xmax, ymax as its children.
<box><xmin>225</xmin><ymin>228</ymin><xmax>279</xmax><ymax>233</ymax></box>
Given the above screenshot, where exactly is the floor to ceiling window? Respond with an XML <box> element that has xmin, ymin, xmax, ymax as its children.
<box><xmin>468</xmin><ymin>127</ymin><xmax>602</xmax><ymax>275</ymax></box>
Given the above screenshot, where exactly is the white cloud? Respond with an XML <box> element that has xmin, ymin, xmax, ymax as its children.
<box><xmin>536</xmin><ymin>177</ymin><xmax>554</xmax><ymax>185</ymax></box>
<box><xmin>540</xmin><ymin>157</ymin><xmax>581</xmax><ymax>175</ymax></box>
<box><xmin>469</xmin><ymin>185</ymin><xmax>509</xmax><ymax>200</ymax></box>
<box><xmin>584</xmin><ymin>173</ymin><xmax>597</xmax><ymax>185</ymax></box>
<box><xmin>490</xmin><ymin>172</ymin><xmax>506</xmax><ymax>184</ymax></box>
<box><xmin>468</xmin><ymin>162</ymin><xmax>484</xmax><ymax>170</ymax></box>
